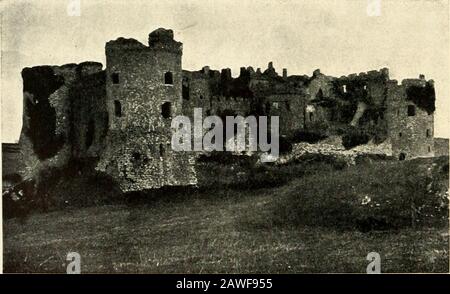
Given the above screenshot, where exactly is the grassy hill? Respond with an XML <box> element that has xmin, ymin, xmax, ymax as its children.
<box><xmin>3</xmin><ymin>156</ymin><xmax>449</xmax><ymax>273</ymax></box>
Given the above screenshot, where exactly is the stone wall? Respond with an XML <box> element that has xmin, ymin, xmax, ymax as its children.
<box><xmin>264</xmin><ymin>94</ymin><xmax>305</xmax><ymax>136</ymax></box>
<box><xmin>2</xmin><ymin>143</ymin><xmax>22</xmax><ymax>176</ymax></box>
<box><xmin>183</xmin><ymin>61</ymin><xmax>435</xmax><ymax>160</ymax></box>
<box><xmin>278</xmin><ymin>136</ymin><xmax>393</xmax><ymax>166</ymax></box>
<box><xmin>434</xmin><ymin>138</ymin><xmax>449</xmax><ymax>157</ymax></box>
<box><xmin>18</xmin><ymin>62</ymin><xmax>107</xmax><ymax>181</ymax></box>
<box><xmin>386</xmin><ymin>78</ymin><xmax>435</xmax><ymax>160</ymax></box>
<box><xmin>2</xmin><ymin>143</ymin><xmax>23</xmax><ymax>189</ymax></box>
<box><xmin>97</xmin><ymin>28</ymin><xmax>197</xmax><ymax>192</ymax></box>
<box><xmin>71</xmin><ymin>64</ymin><xmax>107</xmax><ymax>158</ymax></box>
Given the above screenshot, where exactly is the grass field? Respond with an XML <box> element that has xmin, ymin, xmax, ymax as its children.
<box><xmin>3</xmin><ymin>157</ymin><xmax>449</xmax><ymax>273</ymax></box>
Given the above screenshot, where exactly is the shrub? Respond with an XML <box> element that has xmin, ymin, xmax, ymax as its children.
<box><xmin>2</xmin><ymin>179</ymin><xmax>36</xmax><ymax>220</ymax></box>
<box><xmin>291</xmin><ymin>153</ymin><xmax>348</xmax><ymax>170</ymax></box>
<box><xmin>279</xmin><ymin>136</ymin><xmax>293</xmax><ymax>154</ymax></box>
<box><xmin>342</xmin><ymin>130</ymin><xmax>370</xmax><ymax>149</ymax></box>
<box><xmin>291</xmin><ymin>130</ymin><xmax>328</xmax><ymax>144</ymax></box>
<box><xmin>197</xmin><ymin>151</ymin><xmax>256</xmax><ymax>166</ymax></box>
<box><xmin>271</xmin><ymin>157</ymin><xmax>449</xmax><ymax>231</ymax></box>
<box><xmin>2</xmin><ymin>161</ymin><xmax>123</xmax><ymax>219</ymax></box>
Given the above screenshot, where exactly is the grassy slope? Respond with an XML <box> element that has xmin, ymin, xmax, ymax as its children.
<box><xmin>3</xmin><ymin>158</ymin><xmax>449</xmax><ymax>273</ymax></box>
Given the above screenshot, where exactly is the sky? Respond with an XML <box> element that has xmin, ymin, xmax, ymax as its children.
<box><xmin>1</xmin><ymin>0</ymin><xmax>449</xmax><ymax>142</ymax></box>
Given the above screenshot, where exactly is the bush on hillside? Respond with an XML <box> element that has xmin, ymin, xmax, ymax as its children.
<box><xmin>3</xmin><ymin>162</ymin><xmax>122</xmax><ymax>220</ymax></box>
<box><xmin>271</xmin><ymin>157</ymin><xmax>449</xmax><ymax>231</ymax></box>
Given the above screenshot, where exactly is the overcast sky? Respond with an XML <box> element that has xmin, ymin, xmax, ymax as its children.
<box><xmin>1</xmin><ymin>0</ymin><xmax>449</xmax><ymax>142</ymax></box>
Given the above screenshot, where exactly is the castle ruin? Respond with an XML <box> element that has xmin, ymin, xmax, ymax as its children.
<box><xmin>17</xmin><ymin>28</ymin><xmax>436</xmax><ymax>192</ymax></box>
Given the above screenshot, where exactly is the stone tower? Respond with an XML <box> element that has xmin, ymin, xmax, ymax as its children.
<box><xmin>97</xmin><ymin>28</ymin><xmax>197</xmax><ymax>192</ymax></box>
<box><xmin>385</xmin><ymin>76</ymin><xmax>435</xmax><ymax>160</ymax></box>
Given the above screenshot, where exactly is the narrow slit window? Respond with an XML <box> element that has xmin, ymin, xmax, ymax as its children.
<box><xmin>182</xmin><ymin>78</ymin><xmax>190</xmax><ymax>100</ymax></box>
<box><xmin>112</xmin><ymin>73</ymin><xmax>119</xmax><ymax>84</ymax></box>
<box><xmin>114</xmin><ymin>100</ymin><xmax>122</xmax><ymax>117</ymax></box>
<box><xmin>85</xmin><ymin>119</ymin><xmax>95</xmax><ymax>148</ymax></box>
<box><xmin>407</xmin><ymin>105</ymin><xmax>416</xmax><ymax>117</ymax></box>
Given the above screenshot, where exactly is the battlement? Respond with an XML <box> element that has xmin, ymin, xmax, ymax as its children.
<box><xmin>22</xmin><ymin>62</ymin><xmax>104</xmax><ymax>86</ymax></box>
<box><xmin>337</xmin><ymin>68</ymin><xmax>390</xmax><ymax>83</ymax></box>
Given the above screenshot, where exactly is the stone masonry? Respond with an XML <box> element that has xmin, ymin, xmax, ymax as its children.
<box><xmin>16</xmin><ymin>28</ymin><xmax>437</xmax><ymax>192</ymax></box>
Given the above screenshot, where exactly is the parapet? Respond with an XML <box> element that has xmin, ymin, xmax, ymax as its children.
<box><xmin>401</xmin><ymin>78</ymin><xmax>428</xmax><ymax>87</ymax></box>
<box><xmin>22</xmin><ymin>62</ymin><xmax>104</xmax><ymax>86</ymax></box>
<box><xmin>105</xmin><ymin>37</ymin><xmax>147</xmax><ymax>50</ymax></box>
<box><xmin>149</xmin><ymin>28</ymin><xmax>174</xmax><ymax>45</ymax></box>
<box><xmin>221</xmin><ymin>68</ymin><xmax>232</xmax><ymax>80</ymax></box>
<box><xmin>148</xmin><ymin>28</ymin><xmax>182</xmax><ymax>53</ymax></box>
<box><xmin>78</xmin><ymin>61</ymin><xmax>103</xmax><ymax>77</ymax></box>
<box><xmin>337</xmin><ymin>68</ymin><xmax>390</xmax><ymax>83</ymax></box>
<box><xmin>105</xmin><ymin>28</ymin><xmax>182</xmax><ymax>54</ymax></box>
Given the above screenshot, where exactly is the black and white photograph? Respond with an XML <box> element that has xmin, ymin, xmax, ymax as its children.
<box><xmin>1</xmin><ymin>0</ymin><xmax>449</xmax><ymax>277</ymax></box>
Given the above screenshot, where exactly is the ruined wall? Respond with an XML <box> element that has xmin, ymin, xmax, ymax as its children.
<box><xmin>17</xmin><ymin>28</ymin><xmax>439</xmax><ymax>195</ymax></box>
<box><xmin>434</xmin><ymin>138</ymin><xmax>449</xmax><ymax>157</ymax></box>
<box><xmin>183</xmin><ymin>63</ymin><xmax>312</xmax><ymax>141</ymax></box>
<box><xmin>304</xmin><ymin>68</ymin><xmax>389</xmax><ymax>133</ymax></box>
<box><xmin>334</xmin><ymin>68</ymin><xmax>389</xmax><ymax>108</ymax></box>
<box><xmin>71</xmin><ymin>63</ymin><xmax>108</xmax><ymax>158</ymax></box>
<box><xmin>97</xmin><ymin>28</ymin><xmax>197</xmax><ymax>192</ymax></box>
<box><xmin>182</xmin><ymin>69</ymin><xmax>213</xmax><ymax>118</ymax></box>
<box><xmin>2</xmin><ymin>143</ymin><xmax>23</xmax><ymax>176</ymax></box>
<box><xmin>2</xmin><ymin>143</ymin><xmax>24</xmax><ymax>189</ymax></box>
<box><xmin>19</xmin><ymin>62</ymin><xmax>107</xmax><ymax>180</ymax></box>
<box><xmin>212</xmin><ymin>96</ymin><xmax>252</xmax><ymax>117</ymax></box>
<box><xmin>264</xmin><ymin>94</ymin><xmax>305</xmax><ymax>136</ymax></box>
<box><xmin>386</xmin><ymin>77</ymin><xmax>435</xmax><ymax>160</ymax></box>
<box><xmin>183</xmin><ymin>66</ymin><xmax>255</xmax><ymax>118</ymax></box>
<box><xmin>304</xmin><ymin>69</ymin><xmax>336</xmax><ymax>130</ymax></box>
